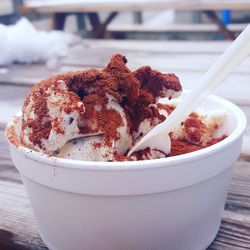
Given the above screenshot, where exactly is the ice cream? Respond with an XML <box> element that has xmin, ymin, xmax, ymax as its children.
<box><xmin>19</xmin><ymin>54</ymin><xmax>226</xmax><ymax>161</ymax></box>
<box><xmin>157</xmin><ymin>99</ymin><xmax>227</xmax><ymax>157</ymax></box>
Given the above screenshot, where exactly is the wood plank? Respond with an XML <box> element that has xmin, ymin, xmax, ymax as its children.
<box><xmin>0</xmin><ymin>130</ymin><xmax>21</xmax><ymax>184</ymax></box>
<box><xmin>209</xmin><ymin>212</ymin><xmax>250</xmax><ymax>250</ymax></box>
<box><xmin>39</xmin><ymin>41</ymin><xmax>250</xmax><ymax>103</ymax></box>
<box><xmin>24</xmin><ymin>0</ymin><xmax>250</xmax><ymax>13</ymax></box>
<box><xmin>0</xmin><ymin>0</ymin><xmax>13</xmax><ymax>15</ymax></box>
<box><xmin>0</xmin><ymin>41</ymin><xmax>237</xmax><ymax>88</ymax></box>
<box><xmin>226</xmin><ymin>159</ymin><xmax>250</xmax><ymax>213</ymax></box>
<box><xmin>0</xmin><ymin>85</ymin><xmax>31</xmax><ymax>127</ymax></box>
<box><xmin>78</xmin><ymin>40</ymin><xmax>232</xmax><ymax>54</ymax></box>
<box><xmin>0</xmin><ymin>180</ymin><xmax>47</xmax><ymax>249</ymax></box>
<box><xmin>3</xmin><ymin>54</ymin><xmax>250</xmax><ymax>91</ymax></box>
<box><xmin>0</xmin><ymin>64</ymin><xmax>58</xmax><ymax>86</ymax></box>
<box><xmin>107</xmin><ymin>23</ymin><xmax>247</xmax><ymax>33</ymax></box>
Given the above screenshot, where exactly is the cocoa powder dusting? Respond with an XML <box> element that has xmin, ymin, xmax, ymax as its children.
<box><xmin>102</xmin><ymin>109</ymin><xmax>123</xmax><ymax>145</ymax></box>
<box><xmin>169</xmin><ymin>136</ymin><xmax>227</xmax><ymax>157</ymax></box>
<box><xmin>157</xmin><ymin>103</ymin><xmax>175</xmax><ymax>115</ymax></box>
<box><xmin>168</xmin><ymin>111</ymin><xmax>228</xmax><ymax>157</ymax></box>
<box><xmin>5</xmin><ymin>116</ymin><xmax>21</xmax><ymax>147</ymax></box>
<box><xmin>127</xmin><ymin>89</ymin><xmax>164</xmax><ymax>133</ymax></box>
<box><xmin>68</xmin><ymin>54</ymin><xmax>180</xmax><ymax>147</ymax></box>
<box><xmin>169</xmin><ymin>137</ymin><xmax>203</xmax><ymax>156</ymax></box>
<box><xmin>113</xmin><ymin>154</ymin><xmax>132</xmax><ymax>162</ymax></box>
<box><xmin>20</xmin><ymin>53</ymin><xmax>226</xmax><ymax>160</ymax></box>
<box><xmin>21</xmin><ymin>80</ymin><xmax>84</xmax><ymax>149</ymax></box>
<box><xmin>134</xmin><ymin>66</ymin><xmax>182</xmax><ymax>98</ymax></box>
<box><xmin>53</xmin><ymin>117</ymin><xmax>64</xmax><ymax>135</ymax></box>
<box><xmin>22</xmin><ymin>88</ymin><xmax>51</xmax><ymax>149</ymax></box>
<box><xmin>130</xmin><ymin>147</ymin><xmax>151</xmax><ymax>160</ymax></box>
<box><xmin>183</xmin><ymin>112</ymin><xmax>211</xmax><ymax>145</ymax></box>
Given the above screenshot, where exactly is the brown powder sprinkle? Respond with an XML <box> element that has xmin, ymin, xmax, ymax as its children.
<box><xmin>183</xmin><ymin>112</ymin><xmax>211</xmax><ymax>145</ymax></box>
<box><xmin>167</xmin><ymin>111</ymin><xmax>228</xmax><ymax>157</ymax></box>
<box><xmin>113</xmin><ymin>153</ymin><xmax>133</xmax><ymax>162</ymax></box>
<box><xmin>130</xmin><ymin>147</ymin><xmax>167</xmax><ymax>161</ymax></box>
<box><xmin>157</xmin><ymin>103</ymin><xmax>175</xmax><ymax>115</ymax></box>
<box><xmin>22</xmin><ymin>87</ymin><xmax>51</xmax><ymax>150</ymax></box>
<box><xmin>21</xmin><ymin>54</ymin><xmax>181</xmax><ymax>152</ymax></box>
<box><xmin>134</xmin><ymin>66</ymin><xmax>182</xmax><ymax>98</ymax></box>
<box><xmin>169</xmin><ymin>136</ymin><xmax>227</xmax><ymax>157</ymax></box>
<box><xmin>19</xmin><ymin>53</ymin><xmax>226</xmax><ymax>160</ymax></box>
<box><xmin>5</xmin><ymin>116</ymin><xmax>21</xmax><ymax>147</ymax></box>
<box><xmin>169</xmin><ymin>138</ymin><xmax>204</xmax><ymax>156</ymax></box>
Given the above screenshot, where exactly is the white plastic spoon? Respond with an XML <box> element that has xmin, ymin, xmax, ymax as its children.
<box><xmin>128</xmin><ymin>24</ymin><xmax>250</xmax><ymax>156</ymax></box>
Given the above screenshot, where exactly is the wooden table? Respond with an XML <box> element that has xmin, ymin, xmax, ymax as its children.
<box><xmin>22</xmin><ymin>0</ymin><xmax>250</xmax><ymax>39</ymax></box>
<box><xmin>24</xmin><ymin>0</ymin><xmax>250</xmax><ymax>12</ymax></box>
<box><xmin>0</xmin><ymin>39</ymin><xmax>250</xmax><ymax>249</ymax></box>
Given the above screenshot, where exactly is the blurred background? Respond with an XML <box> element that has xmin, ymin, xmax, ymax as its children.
<box><xmin>1</xmin><ymin>0</ymin><xmax>249</xmax><ymax>40</ymax></box>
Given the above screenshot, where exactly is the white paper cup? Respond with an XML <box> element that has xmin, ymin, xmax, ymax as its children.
<box><xmin>6</xmin><ymin>94</ymin><xmax>246</xmax><ymax>250</ymax></box>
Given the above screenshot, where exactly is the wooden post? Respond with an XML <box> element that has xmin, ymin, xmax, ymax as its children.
<box><xmin>203</xmin><ymin>10</ymin><xmax>235</xmax><ymax>40</ymax></box>
<box><xmin>133</xmin><ymin>12</ymin><xmax>143</xmax><ymax>24</ymax></box>
<box><xmin>53</xmin><ymin>13</ymin><xmax>67</xmax><ymax>30</ymax></box>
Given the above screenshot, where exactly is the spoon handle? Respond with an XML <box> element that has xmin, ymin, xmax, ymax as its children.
<box><xmin>159</xmin><ymin>24</ymin><xmax>250</xmax><ymax>131</ymax></box>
